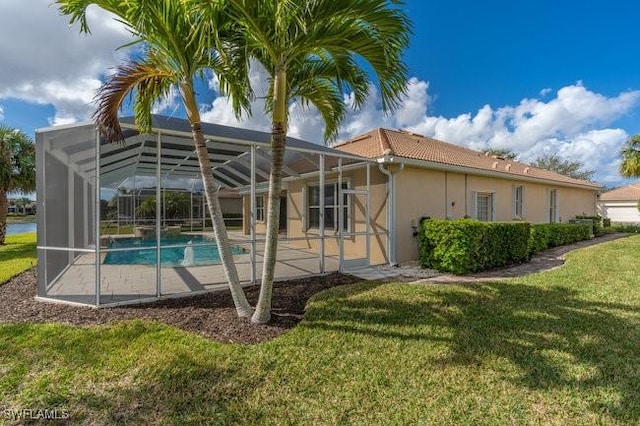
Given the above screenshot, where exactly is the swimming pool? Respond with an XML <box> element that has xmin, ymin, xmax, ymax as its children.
<box><xmin>103</xmin><ymin>235</ymin><xmax>246</xmax><ymax>267</ymax></box>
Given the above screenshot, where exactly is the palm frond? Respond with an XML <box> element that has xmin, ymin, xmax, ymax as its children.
<box><xmin>0</xmin><ymin>126</ymin><xmax>35</xmax><ymax>193</ymax></box>
<box><xmin>94</xmin><ymin>58</ymin><xmax>174</xmax><ymax>143</ymax></box>
<box><xmin>620</xmin><ymin>135</ymin><xmax>640</xmax><ymax>178</ymax></box>
<box><xmin>56</xmin><ymin>0</ymin><xmax>129</xmax><ymax>34</ymax></box>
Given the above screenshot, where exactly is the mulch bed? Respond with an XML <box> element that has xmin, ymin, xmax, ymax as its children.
<box><xmin>1</xmin><ymin>233</ymin><xmax>630</xmax><ymax>343</ymax></box>
<box><xmin>0</xmin><ymin>270</ymin><xmax>361</xmax><ymax>343</ymax></box>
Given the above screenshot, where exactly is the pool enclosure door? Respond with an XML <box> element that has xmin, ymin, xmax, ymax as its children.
<box><xmin>339</xmin><ymin>188</ymin><xmax>370</xmax><ymax>270</ymax></box>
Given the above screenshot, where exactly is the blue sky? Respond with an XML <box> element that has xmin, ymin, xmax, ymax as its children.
<box><xmin>1</xmin><ymin>0</ymin><xmax>639</xmax><ymax>187</ymax></box>
<box><xmin>405</xmin><ymin>0</ymin><xmax>640</xmax><ymax>128</ymax></box>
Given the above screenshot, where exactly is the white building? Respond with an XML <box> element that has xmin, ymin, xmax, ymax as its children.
<box><xmin>598</xmin><ymin>182</ymin><xmax>640</xmax><ymax>223</ymax></box>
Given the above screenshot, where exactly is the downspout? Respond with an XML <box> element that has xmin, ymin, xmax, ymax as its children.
<box><xmin>378</xmin><ymin>152</ymin><xmax>404</xmax><ymax>266</ymax></box>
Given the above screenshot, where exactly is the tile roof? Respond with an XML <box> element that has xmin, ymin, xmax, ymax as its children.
<box><xmin>333</xmin><ymin>128</ymin><xmax>600</xmax><ymax>188</ymax></box>
<box><xmin>599</xmin><ymin>182</ymin><xmax>640</xmax><ymax>201</ymax></box>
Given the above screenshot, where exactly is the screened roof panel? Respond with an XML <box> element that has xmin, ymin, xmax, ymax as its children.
<box><xmin>38</xmin><ymin>115</ymin><xmax>369</xmax><ymax>190</ymax></box>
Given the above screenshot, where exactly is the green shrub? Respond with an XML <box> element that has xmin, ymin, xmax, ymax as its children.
<box><xmin>610</xmin><ymin>223</ymin><xmax>640</xmax><ymax>233</ymax></box>
<box><xmin>575</xmin><ymin>215</ymin><xmax>605</xmax><ymax>236</ymax></box>
<box><xmin>418</xmin><ymin>220</ymin><xmax>593</xmax><ymax>274</ymax></box>
<box><xmin>529</xmin><ymin>223</ymin><xmax>592</xmax><ymax>255</ymax></box>
<box><xmin>418</xmin><ymin>220</ymin><xmax>530</xmax><ymax>274</ymax></box>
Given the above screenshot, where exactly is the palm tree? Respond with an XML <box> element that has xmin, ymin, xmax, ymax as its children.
<box><xmin>620</xmin><ymin>135</ymin><xmax>640</xmax><ymax>177</ymax></box>
<box><xmin>198</xmin><ymin>0</ymin><xmax>412</xmax><ymax>323</ymax></box>
<box><xmin>57</xmin><ymin>0</ymin><xmax>255</xmax><ymax>317</ymax></box>
<box><xmin>0</xmin><ymin>126</ymin><xmax>35</xmax><ymax>244</ymax></box>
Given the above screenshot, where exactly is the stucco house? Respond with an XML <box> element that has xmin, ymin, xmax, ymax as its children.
<box><xmin>244</xmin><ymin>128</ymin><xmax>601</xmax><ymax>266</ymax></box>
<box><xmin>35</xmin><ymin>116</ymin><xmax>601</xmax><ymax>307</ymax></box>
<box><xmin>598</xmin><ymin>182</ymin><xmax>640</xmax><ymax>223</ymax></box>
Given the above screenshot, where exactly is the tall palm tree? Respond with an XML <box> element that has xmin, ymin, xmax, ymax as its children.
<box><xmin>198</xmin><ymin>0</ymin><xmax>412</xmax><ymax>323</ymax></box>
<box><xmin>620</xmin><ymin>135</ymin><xmax>640</xmax><ymax>177</ymax></box>
<box><xmin>57</xmin><ymin>0</ymin><xmax>255</xmax><ymax>317</ymax></box>
<box><xmin>0</xmin><ymin>126</ymin><xmax>35</xmax><ymax>244</ymax></box>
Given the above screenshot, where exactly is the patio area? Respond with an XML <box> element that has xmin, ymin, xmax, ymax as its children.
<box><xmin>42</xmin><ymin>231</ymin><xmax>342</xmax><ymax>306</ymax></box>
<box><xmin>36</xmin><ymin>116</ymin><xmax>380</xmax><ymax>307</ymax></box>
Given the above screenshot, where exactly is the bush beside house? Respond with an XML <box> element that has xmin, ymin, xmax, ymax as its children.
<box><xmin>418</xmin><ymin>219</ymin><xmax>592</xmax><ymax>274</ymax></box>
<box><xmin>417</xmin><ymin>220</ymin><xmax>531</xmax><ymax>274</ymax></box>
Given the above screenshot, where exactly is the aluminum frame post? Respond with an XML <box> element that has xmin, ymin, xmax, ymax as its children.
<box><xmin>155</xmin><ymin>131</ymin><xmax>162</xmax><ymax>298</ymax></box>
<box><xmin>94</xmin><ymin>129</ymin><xmax>101</xmax><ymax>307</ymax></box>
<box><xmin>67</xmin><ymin>166</ymin><xmax>75</xmax><ymax>264</ymax></box>
<box><xmin>190</xmin><ymin>189</ymin><xmax>193</xmax><ymax>232</ymax></box>
<box><xmin>366</xmin><ymin>161</ymin><xmax>371</xmax><ymax>265</ymax></box>
<box><xmin>319</xmin><ymin>154</ymin><xmax>325</xmax><ymax>274</ymax></box>
<box><xmin>250</xmin><ymin>144</ymin><xmax>257</xmax><ymax>284</ymax></box>
<box><xmin>338</xmin><ymin>158</ymin><xmax>344</xmax><ymax>272</ymax></box>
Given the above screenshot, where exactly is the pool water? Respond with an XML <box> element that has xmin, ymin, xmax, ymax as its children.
<box><xmin>103</xmin><ymin>235</ymin><xmax>245</xmax><ymax>267</ymax></box>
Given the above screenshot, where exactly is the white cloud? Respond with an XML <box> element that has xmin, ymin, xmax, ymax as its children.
<box><xmin>0</xmin><ymin>104</ymin><xmax>4</xmax><ymax>121</ymax></box>
<box><xmin>0</xmin><ymin>0</ymin><xmax>133</xmax><ymax>125</ymax></box>
<box><xmin>200</xmin><ymin>70</ymin><xmax>640</xmax><ymax>185</ymax></box>
<box><xmin>152</xmin><ymin>86</ymin><xmax>180</xmax><ymax>116</ymax></box>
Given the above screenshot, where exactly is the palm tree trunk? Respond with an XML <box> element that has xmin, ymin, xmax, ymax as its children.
<box><xmin>181</xmin><ymin>81</ymin><xmax>253</xmax><ymax>318</ymax></box>
<box><xmin>252</xmin><ymin>66</ymin><xmax>288</xmax><ymax>324</ymax></box>
<box><xmin>0</xmin><ymin>189</ymin><xmax>7</xmax><ymax>245</ymax></box>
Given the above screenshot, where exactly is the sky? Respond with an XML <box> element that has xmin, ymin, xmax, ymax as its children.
<box><xmin>1</xmin><ymin>0</ymin><xmax>639</xmax><ymax>188</ymax></box>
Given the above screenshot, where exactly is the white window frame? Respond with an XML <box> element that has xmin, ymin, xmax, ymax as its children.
<box><xmin>256</xmin><ymin>195</ymin><xmax>265</xmax><ymax>222</ymax></box>
<box><xmin>548</xmin><ymin>189</ymin><xmax>558</xmax><ymax>223</ymax></box>
<box><xmin>513</xmin><ymin>185</ymin><xmax>525</xmax><ymax>220</ymax></box>
<box><xmin>473</xmin><ymin>191</ymin><xmax>496</xmax><ymax>222</ymax></box>
<box><xmin>306</xmin><ymin>180</ymin><xmax>350</xmax><ymax>232</ymax></box>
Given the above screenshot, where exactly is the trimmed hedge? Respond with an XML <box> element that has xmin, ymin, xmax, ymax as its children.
<box><xmin>574</xmin><ymin>215</ymin><xmax>605</xmax><ymax>237</ymax></box>
<box><xmin>418</xmin><ymin>220</ymin><xmax>530</xmax><ymax>274</ymax></box>
<box><xmin>529</xmin><ymin>223</ymin><xmax>592</xmax><ymax>255</ymax></box>
<box><xmin>418</xmin><ymin>219</ymin><xmax>592</xmax><ymax>275</ymax></box>
<box><xmin>610</xmin><ymin>223</ymin><xmax>640</xmax><ymax>233</ymax></box>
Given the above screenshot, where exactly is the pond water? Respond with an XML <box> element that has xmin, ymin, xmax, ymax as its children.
<box><xmin>7</xmin><ymin>222</ymin><xmax>37</xmax><ymax>235</ymax></box>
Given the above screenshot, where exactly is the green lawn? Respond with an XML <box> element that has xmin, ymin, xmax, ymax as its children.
<box><xmin>1</xmin><ymin>235</ymin><xmax>639</xmax><ymax>424</ymax></box>
<box><xmin>0</xmin><ymin>233</ymin><xmax>36</xmax><ymax>284</ymax></box>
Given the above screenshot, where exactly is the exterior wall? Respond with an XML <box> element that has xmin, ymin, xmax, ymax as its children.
<box><xmin>220</xmin><ymin>197</ymin><xmax>242</xmax><ymax>216</ymax></box>
<box><xmin>394</xmin><ymin>165</ymin><xmax>599</xmax><ymax>263</ymax></box>
<box><xmin>242</xmin><ymin>162</ymin><xmax>598</xmax><ymax>266</ymax></box>
<box><xmin>242</xmin><ymin>193</ymin><xmax>268</xmax><ymax>235</ymax></box>
<box><xmin>280</xmin><ymin>166</ymin><xmax>389</xmax><ymax>265</ymax></box>
<box><xmin>598</xmin><ymin>201</ymin><xmax>640</xmax><ymax>223</ymax></box>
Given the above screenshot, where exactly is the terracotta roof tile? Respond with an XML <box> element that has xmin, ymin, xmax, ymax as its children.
<box><xmin>334</xmin><ymin>128</ymin><xmax>600</xmax><ymax>188</ymax></box>
<box><xmin>599</xmin><ymin>182</ymin><xmax>640</xmax><ymax>200</ymax></box>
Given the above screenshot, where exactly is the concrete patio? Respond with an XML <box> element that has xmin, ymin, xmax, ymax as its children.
<box><xmin>41</xmin><ymin>232</ymin><xmax>342</xmax><ymax>306</ymax></box>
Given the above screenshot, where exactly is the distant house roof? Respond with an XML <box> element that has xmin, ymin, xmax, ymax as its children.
<box><xmin>333</xmin><ymin>128</ymin><xmax>601</xmax><ymax>189</ymax></box>
<box><xmin>599</xmin><ymin>182</ymin><xmax>640</xmax><ymax>201</ymax></box>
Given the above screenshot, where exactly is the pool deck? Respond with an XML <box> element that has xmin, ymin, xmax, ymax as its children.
<box><xmin>43</xmin><ymin>232</ymin><xmax>344</xmax><ymax>306</ymax></box>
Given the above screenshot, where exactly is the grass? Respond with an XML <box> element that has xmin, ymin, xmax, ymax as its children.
<box><xmin>0</xmin><ymin>233</ymin><xmax>36</xmax><ymax>284</ymax></box>
<box><xmin>1</xmin><ymin>235</ymin><xmax>639</xmax><ymax>424</ymax></box>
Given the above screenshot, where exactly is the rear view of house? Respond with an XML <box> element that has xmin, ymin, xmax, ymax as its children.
<box><xmin>333</xmin><ymin>129</ymin><xmax>600</xmax><ymax>263</ymax></box>
<box><xmin>247</xmin><ymin>128</ymin><xmax>601</xmax><ymax>266</ymax></box>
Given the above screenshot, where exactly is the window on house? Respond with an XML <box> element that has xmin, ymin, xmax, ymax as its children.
<box><xmin>256</xmin><ymin>195</ymin><xmax>265</xmax><ymax>222</ymax></box>
<box><xmin>549</xmin><ymin>189</ymin><xmax>558</xmax><ymax>223</ymax></box>
<box><xmin>513</xmin><ymin>185</ymin><xmax>524</xmax><ymax>219</ymax></box>
<box><xmin>308</xmin><ymin>182</ymin><xmax>349</xmax><ymax>231</ymax></box>
<box><xmin>476</xmin><ymin>192</ymin><xmax>493</xmax><ymax>222</ymax></box>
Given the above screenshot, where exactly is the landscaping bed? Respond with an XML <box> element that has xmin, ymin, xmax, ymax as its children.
<box><xmin>0</xmin><ymin>270</ymin><xmax>361</xmax><ymax>343</ymax></box>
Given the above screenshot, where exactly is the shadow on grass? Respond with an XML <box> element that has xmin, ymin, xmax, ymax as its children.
<box><xmin>303</xmin><ymin>281</ymin><xmax>640</xmax><ymax>422</ymax></box>
<box><xmin>0</xmin><ymin>321</ymin><xmax>266</xmax><ymax>425</ymax></box>
<box><xmin>0</xmin><ymin>242</ymin><xmax>37</xmax><ymax>263</ymax></box>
